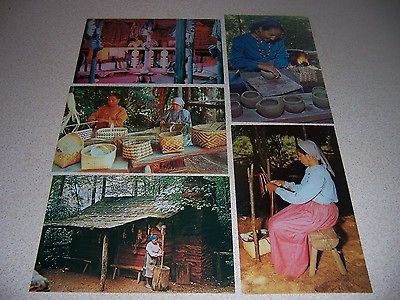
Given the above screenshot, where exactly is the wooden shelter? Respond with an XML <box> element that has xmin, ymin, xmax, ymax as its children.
<box><xmin>43</xmin><ymin>195</ymin><xmax>220</xmax><ymax>290</ymax></box>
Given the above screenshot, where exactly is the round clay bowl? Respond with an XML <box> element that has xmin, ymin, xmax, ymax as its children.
<box><xmin>261</xmin><ymin>70</ymin><xmax>276</xmax><ymax>80</ymax></box>
<box><xmin>230</xmin><ymin>92</ymin><xmax>241</xmax><ymax>102</ymax></box>
<box><xmin>241</xmin><ymin>91</ymin><xmax>262</xmax><ymax>109</ymax></box>
<box><xmin>231</xmin><ymin>101</ymin><xmax>243</xmax><ymax>118</ymax></box>
<box><xmin>312</xmin><ymin>86</ymin><xmax>330</xmax><ymax>109</ymax></box>
<box><xmin>256</xmin><ymin>98</ymin><xmax>284</xmax><ymax>118</ymax></box>
<box><xmin>283</xmin><ymin>95</ymin><xmax>305</xmax><ymax>113</ymax></box>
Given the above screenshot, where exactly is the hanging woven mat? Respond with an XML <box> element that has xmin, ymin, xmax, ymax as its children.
<box><xmin>96</xmin><ymin>127</ymin><xmax>128</xmax><ymax>140</ymax></box>
<box><xmin>159</xmin><ymin>132</ymin><xmax>184</xmax><ymax>154</ymax></box>
<box><xmin>54</xmin><ymin>133</ymin><xmax>84</xmax><ymax>168</ymax></box>
<box><xmin>122</xmin><ymin>139</ymin><xmax>153</xmax><ymax>160</ymax></box>
<box><xmin>191</xmin><ymin>122</ymin><xmax>226</xmax><ymax>149</ymax></box>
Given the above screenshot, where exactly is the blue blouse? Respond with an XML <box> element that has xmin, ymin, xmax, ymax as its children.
<box><xmin>275</xmin><ymin>165</ymin><xmax>338</xmax><ymax>205</ymax></box>
<box><xmin>230</xmin><ymin>33</ymin><xmax>289</xmax><ymax>71</ymax></box>
<box><xmin>163</xmin><ymin>108</ymin><xmax>192</xmax><ymax>127</ymax></box>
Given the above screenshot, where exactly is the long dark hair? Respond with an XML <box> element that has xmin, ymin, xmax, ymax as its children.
<box><xmin>249</xmin><ymin>18</ymin><xmax>283</xmax><ymax>33</ymax></box>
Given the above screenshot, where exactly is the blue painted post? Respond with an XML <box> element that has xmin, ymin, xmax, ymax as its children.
<box><xmin>175</xmin><ymin>19</ymin><xmax>186</xmax><ymax>84</ymax></box>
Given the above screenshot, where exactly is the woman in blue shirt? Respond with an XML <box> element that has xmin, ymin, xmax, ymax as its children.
<box><xmin>230</xmin><ymin>18</ymin><xmax>289</xmax><ymax>78</ymax></box>
<box><xmin>266</xmin><ymin>140</ymin><xmax>339</xmax><ymax>278</ymax></box>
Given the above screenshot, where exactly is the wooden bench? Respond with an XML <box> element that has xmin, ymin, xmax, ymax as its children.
<box><xmin>63</xmin><ymin>256</ymin><xmax>92</xmax><ymax>273</ymax></box>
<box><xmin>110</xmin><ymin>264</ymin><xmax>142</xmax><ymax>283</ymax></box>
<box><xmin>308</xmin><ymin>228</ymin><xmax>347</xmax><ymax>276</ymax></box>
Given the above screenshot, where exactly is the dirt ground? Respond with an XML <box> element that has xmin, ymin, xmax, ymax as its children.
<box><xmin>238</xmin><ymin>215</ymin><xmax>372</xmax><ymax>294</ymax></box>
<box><xmin>40</xmin><ymin>269</ymin><xmax>234</xmax><ymax>294</ymax></box>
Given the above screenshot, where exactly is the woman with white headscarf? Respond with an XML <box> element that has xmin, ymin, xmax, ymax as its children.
<box><xmin>160</xmin><ymin>97</ymin><xmax>192</xmax><ymax>145</ymax></box>
<box><xmin>266</xmin><ymin>139</ymin><xmax>339</xmax><ymax>278</ymax></box>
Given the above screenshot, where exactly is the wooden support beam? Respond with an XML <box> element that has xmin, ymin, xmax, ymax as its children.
<box><xmin>248</xmin><ymin>164</ymin><xmax>260</xmax><ymax>261</ymax></box>
<box><xmin>100</xmin><ymin>233</ymin><xmax>109</xmax><ymax>291</ymax></box>
<box><xmin>175</xmin><ymin>19</ymin><xmax>186</xmax><ymax>83</ymax></box>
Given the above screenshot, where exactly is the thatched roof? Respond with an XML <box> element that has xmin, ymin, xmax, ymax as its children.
<box><xmin>45</xmin><ymin>196</ymin><xmax>184</xmax><ymax>229</ymax></box>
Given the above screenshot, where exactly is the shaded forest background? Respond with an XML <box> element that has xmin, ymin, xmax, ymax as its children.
<box><xmin>231</xmin><ymin>125</ymin><xmax>353</xmax><ymax>218</ymax></box>
<box><xmin>64</xmin><ymin>86</ymin><xmax>225</xmax><ymax>134</ymax></box>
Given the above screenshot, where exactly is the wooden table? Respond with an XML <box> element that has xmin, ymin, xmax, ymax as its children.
<box><xmin>52</xmin><ymin>145</ymin><xmax>228</xmax><ymax>174</ymax></box>
<box><xmin>232</xmin><ymin>93</ymin><xmax>333</xmax><ymax>124</ymax></box>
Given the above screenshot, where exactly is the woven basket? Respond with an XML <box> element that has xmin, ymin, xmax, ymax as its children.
<box><xmin>96</xmin><ymin>127</ymin><xmax>128</xmax><ymax>140</ymax></box>
<box><xmin>191</xmin><ymin>122</ymin><xmax>226</xmax><ymax>149</ymax></box>
<box><xmin>122</xmin><ymin>139</ymin><xmax>153</xmax><ymax>160</ymax></box>
<box><xmin>54</xmin><ymin>133</ymin><xmax>84</xmax><ymax>168</ymax></box>
<box><xmin>159</xmin><ymin>132</ymin><xmax>184</xmax><ymax>154</ymax></box>
<box><xmin>291</xmin><ymin>66</ymin><xmax>320</xmax><ymax>83</ymax></box>
<box><xmin>81</xmin><ymin>143</ymin><xmax>117</xmax><ymax>170</ymax></box>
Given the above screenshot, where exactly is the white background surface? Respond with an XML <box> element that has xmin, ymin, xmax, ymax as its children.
<box><xmin>1</xmin><ymin>0</ymin><xmax>399</xmax><ymax>299</ymax></box>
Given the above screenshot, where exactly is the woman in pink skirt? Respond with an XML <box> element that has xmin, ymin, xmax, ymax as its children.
<box><xmin>266</xmin><ymin>140</ymin><xmax>339</xmax><ymax>278</ymax></box>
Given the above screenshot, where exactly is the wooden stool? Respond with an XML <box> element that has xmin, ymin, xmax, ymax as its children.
<box><xmin>308</xmin><ymin>228</ymin><xmax>347</xmax><ymax>276</ymax></box>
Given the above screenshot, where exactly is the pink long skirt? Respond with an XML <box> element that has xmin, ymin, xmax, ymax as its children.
<box><xmin>268</xmin><ymin>201</ymin><xmax>339</xmax><ymax>278</ymax></box>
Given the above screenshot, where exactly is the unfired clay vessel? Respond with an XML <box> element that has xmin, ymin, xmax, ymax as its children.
<box><xmin>261</xmin><ymin>70</ymin><xmax>276</xmax><ymax>80</ymax></box>
<box><xmin>283</xmin><ymin>95</ymin><xmax>305</xmax><ymax>113</ymax></box>
<box><xmin>256</xmin><ymin>97</ymin><xmax>284</xmax><ymax>118</ymax></box>
<box><xmin>230</xmin><ymin>92</ymin><xmax>241</xmax><ymax>102</ymax></box>
<box><xmin>231</xmin><ymin>101</ymin><xmax>243</xmax><ymax>118</ymax></box>
<box><xmin>312</xmin><ymin>86</ymin><xmax>330</xmax><ymax>109</ymax></box>
<box><xmin>241</xmin><ymin>91</ymin><xmax>262</xmax><ymax>109</ymax></box>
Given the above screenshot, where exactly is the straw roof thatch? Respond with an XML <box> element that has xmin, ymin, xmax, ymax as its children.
<box><xmin>45</xmin><ymin>196</ymin><xmax>184</xmax><ymax>230</ymax></box>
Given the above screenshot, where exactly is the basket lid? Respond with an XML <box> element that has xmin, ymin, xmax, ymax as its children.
<box><xmin>57</xmin><ymin>133</ymin><xmax>84</xmax><ymax>153</ymax></box>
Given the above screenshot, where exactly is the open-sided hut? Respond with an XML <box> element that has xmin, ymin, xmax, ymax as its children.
<box><xmin>41</xmin><ymin>194</ymin><xmax>221</xmax><ymax>290</ymax></box>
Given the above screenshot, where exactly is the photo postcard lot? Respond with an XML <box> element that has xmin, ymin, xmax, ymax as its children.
<box><xmin>30</xmin><ymin>15</ymin><xmax>372</xmax><ymax>296</ymax></box>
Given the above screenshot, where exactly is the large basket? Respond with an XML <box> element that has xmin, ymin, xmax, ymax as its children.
<box><xmin>291</xmin><ymin>66</ymin><xmax>321</xmax><ymax>83</ymax></box>
<box><xmin>159</xmin><ymin>132</ymin><xmax>184</xmax><ymax>154</ymax></box>
<box><xmin>96</xmin><ymin>127</ymin><xmax>128</xmax><ymax>140</ymax></box>
<box><xmin>54</xmin><ymin>133</ymin><xmax>84</xmax><ymax>168</ymax></box>
<box><xmin>81</xmin><ymin>143</ymin><xmax>117</xmax><ymax>170</ymax></box>
<box><xmin>122</xmin><ymin>139</ymin><xmax>153</xmax><ymax>160</ymax></box>
<box><xmin>191</xmin><ymin>122</ymin><xmax>226</xmax><ymax>148</ymax></box>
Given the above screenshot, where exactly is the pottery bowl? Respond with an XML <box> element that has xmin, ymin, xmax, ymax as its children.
<box><xmin>230</xmin><ymin>92</ymin><xmax>241</xmax><ymax>102</ymax></box>
<box><xmin>261</xmin><ymin>70</ymin><xmax>276</xmax><ymax>80</ymax></box>
<box><xmin>241</xmin><ymin>91</ymin><xmax>262</xmax><ymax>109</ymax></box>
<box><xmin>256</xmin><ymin>97</ymin><xmax>284</xmax><ymax>118</ymax></box>
<box><xmin>312</xmin><ymin>86</ymin><xmax>330</xmax><ymax>109</ymax></box>
<box><xmin>283</xmin><ymin>95</ymin><xmax>305</xmax><ymax>113</ymax></box>
<box><xmin>231</xmin><ymin>101</ymin><xmax>243</xmax><ymax>118</ymax></box>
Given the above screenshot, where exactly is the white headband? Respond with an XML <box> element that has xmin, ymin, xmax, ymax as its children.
<box><xmin>172</xmin><ymin>97</ymin><xmax>185</xmax><ymax>106</ymax></box>
<box><xmin>298</xmin><ymin>140</ymin><xmax>335</xmax><ymax>177</ymax></box>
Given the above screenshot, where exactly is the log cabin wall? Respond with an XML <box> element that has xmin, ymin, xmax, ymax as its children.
<box><xmin>172</xmin><ymin>208</ymin><xmax>216</xmax><ymax>282</ymax></box>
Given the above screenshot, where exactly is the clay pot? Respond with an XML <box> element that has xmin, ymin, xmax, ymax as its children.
<box><xmin>230</xmin><ymin>92</ymin><xmax>241</xmax><ymax>102</ymax></box>
<box><xmin>241</xmin><ymin>91</ymin><xmax>262</xmax><ymax>109</ymax></box>
<box><xmin>256</xmin><ymin>98</ymin><xmax>284</xmax><ymax>118</ymax></box>
<box><xmin>312</xmin><ymin>86</ymin><xmax>330</xmax><ymax>109</ymax></box>
<box><xmin>231</xmin><ymin>101</ymin><xmax>243</xmax><ymax>118</ymax></box>
<box><xmin>283</xmin><ymin>95</ymin><xmax>305</xmax><ymax>113</ymax></box>
<box><xmin>261</xmin><ymin>70</ymin><xmax>276</xmax><ymax>80</ymax></box>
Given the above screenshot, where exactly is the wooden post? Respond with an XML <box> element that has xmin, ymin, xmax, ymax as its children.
<box><xmin>160</xmin><ymin>225</ymin><xmax>166</xmax><ymax>267</ymax></box>
<box><xmin>185</xmin><ymin>19</ymin><xmax>195</xmax><ymax>84</ymax></box>
<box><xmin>175</xmin><ymin>19</ymin><xmax>186</xmax><ymax>83</ymax></box>
<box><xmin>248</xmin><ymin>164</ymin><xmax>260</xmax><ymax>261</ymax></box>
<box><xmin>100</xmin><ymin>233</ymin><xmax>109</xmax><ymax>291</ymax></box>
<box><xmin>266</xmin><ymin>159</ymin><xmax>275</xmax><ymax>217</ymax></box>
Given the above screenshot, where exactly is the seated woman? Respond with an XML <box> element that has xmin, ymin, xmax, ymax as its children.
<box><xmin>160</xmin><ymin>97</ymin><xmax>192</xmax><ymax>146</ymax></box>
<box><xmin>230</xmin><ymin>18</ymin><xmax>289</xmax><ymax>76</ymax></box>
<box><xmin>88</xmin><ymin>92</ymin><xmax>128</xmax><ymax>129</ymax></box>
<box><xmin>266</xmin><ymin>140</ymin><xmax>339</xmax><ymax>278</ymax></box>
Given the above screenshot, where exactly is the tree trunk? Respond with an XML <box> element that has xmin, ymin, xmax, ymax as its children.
<box><xmin>175</xmin><ymin>263</ymin><xmax>191</xmax><ymax>284</ymax></box>
<box><xmin>100</xmin><ymin>233</ymin><xmax>109</xmax><ymax>291</ymax></box>
<box><xmin>101</xmin><ymin>177</ymin><xmax>107</xmax><ymax>200</ymax></box>
<box><xmin>91</xmin><ymin>176</ymin><xmax>97</xmax><ymax>205</ymax></box>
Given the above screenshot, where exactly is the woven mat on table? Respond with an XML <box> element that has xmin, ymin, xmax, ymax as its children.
<box><xmin>245</xmin><ymin>73</ymin><xmax>303</xmax><ymax>97</ymax></box>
